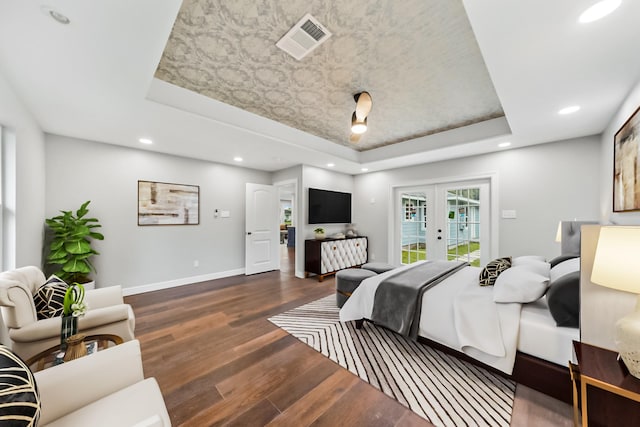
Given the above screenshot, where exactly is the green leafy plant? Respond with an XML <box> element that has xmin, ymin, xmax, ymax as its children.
<box><xmin>314</xmin><ymin>227</ymin><xmax>325</xmax><ymax>234</ymax></box>
<box><xmin>46</xmin><ymin>201</ymin><xmax>104</xmax><ymax>284</ymax></box>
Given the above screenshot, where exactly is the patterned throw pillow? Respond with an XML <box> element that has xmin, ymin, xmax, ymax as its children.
<box><xmin>33</xmin><ymin>275</ymin><xmax>69</xmax><ymax>320</ymax></box>
<box><xmin>479</xmin><ymin>257</ymin><xmax>512</xmax><ymax>286</ymax></box>
<box><xmin>0</xmin><ymin>345</ymin><xmax>40</xmax><ymax>426</ymax></box>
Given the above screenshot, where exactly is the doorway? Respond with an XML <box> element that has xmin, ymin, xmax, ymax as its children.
<box><xmin>392</xmin><ymin>179</ymin><xmax>494</xmax><ymax>267</ymax></box>
<box><xmin>275</xmin><ymin>180</ymin><xmax>297</xmax><ymax>275</ymax></box>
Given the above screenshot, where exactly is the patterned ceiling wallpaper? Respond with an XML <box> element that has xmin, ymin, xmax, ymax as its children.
<box><xmin>155</xmin><ymin>0</ymin><xmax>504</xmax><ymax>151</ymax></box>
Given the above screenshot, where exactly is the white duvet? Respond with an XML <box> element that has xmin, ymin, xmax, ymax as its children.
<box><xmin>339</xmin><ymin>262</ymin><xmax>522</xmax><ymax>374</ymax></box>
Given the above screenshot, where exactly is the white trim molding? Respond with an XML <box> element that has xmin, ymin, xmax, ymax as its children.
<box><xmin>121</xmin><ymin>267</ymin><xmax>245</xmax><ymax>296</ymax></box>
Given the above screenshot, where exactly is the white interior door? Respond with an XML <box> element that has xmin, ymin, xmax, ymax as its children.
<box><xmin>245</xmin><ymin>183</ymin><xmax>279</xmax><ymax>275</ymax></box>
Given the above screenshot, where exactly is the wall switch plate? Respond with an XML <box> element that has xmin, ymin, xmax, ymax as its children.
<box><xmin>193</xmin><ymin>260</ymin><xmax>199</xmax><ymax>267</ymax></box>
<box><xmin>502</xmin><ymin>210</ymin><xmax>517</xmax><ymax>219</ymax></box>
<box><xmin>220</xmin><ymin>210</ymin><xmax>230</xmax><ymax>218</ymax></box>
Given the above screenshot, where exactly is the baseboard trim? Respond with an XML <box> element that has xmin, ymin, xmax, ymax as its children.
<box><xmin>121</xmin><ymin>268</ymin><xmax>246</xmax><ymax>296</ymax></box>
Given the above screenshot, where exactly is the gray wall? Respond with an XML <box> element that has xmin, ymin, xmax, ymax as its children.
<box><xmin>0</xmin><ymin>70</ymin><xmax>46</xmax><ymax>270</ymax></box>
<box><xmin>584</xmin><ymin>79</ymin><xmax>640</xmax><ymax>350</ymax></box>
<box><xmin>0</xmin><ymin>70</ymin><xmax>46</xmax><ymax>346</ymax></box>
<box><xmin>600</xmin><ymin>78</ymin><xmax>640</xmax><ymax>225</ymax></box>
<box><xmin>300</xmin><ymin>165</ymin><xmax>355</xmax><ymax>277</ymax></box>
<box><xmin>45</xmin><ymin>134</ymin><xmax>271</xmax><ymax>290</ymax></box>
<box><xmin>354</xmin><ymin>136</ymin><xmax>601</xmax><ymax>264</ymax></box>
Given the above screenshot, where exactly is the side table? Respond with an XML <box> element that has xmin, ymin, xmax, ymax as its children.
<box><xmin>25</xmin><ymin>334</ymin><xmax>123</xmax><ymax>372</ymax></box>
<box><xmin>571</xmin><ymin>340</ymin><xmax>640</xmax><ymax>427</ymax></box>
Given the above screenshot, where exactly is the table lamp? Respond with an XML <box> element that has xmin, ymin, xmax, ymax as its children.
<box><xmin>555</xmin><ymin>221</ymin><xmax>562</xmax><ymax>243</ymax></box>
<box><xmin>591</xmin><ymin>226</ymin><xmax>640</xmax><ymax>379</ymax></box>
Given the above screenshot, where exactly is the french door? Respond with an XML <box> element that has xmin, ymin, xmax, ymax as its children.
<box><xmin>394</xmin><ymin>180</ymin><xmax>490</xmax><ymax>267</ymax></box>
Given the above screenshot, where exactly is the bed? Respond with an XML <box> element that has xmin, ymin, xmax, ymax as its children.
<box><xmin>339</xmin><ymin>222</ymin><xmax>588</xmax><ymax>402</ymax></box>
<box><xmin>340</xmin><ymin>256</ymin><xmax>580</xmax><ymax>374</ymax></box>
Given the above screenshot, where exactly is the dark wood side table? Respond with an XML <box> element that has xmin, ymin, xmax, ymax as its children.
<box><xmin>572</xmin><ymin>341</ymin><xmax>640</xmax><ymax>427</ymax></box>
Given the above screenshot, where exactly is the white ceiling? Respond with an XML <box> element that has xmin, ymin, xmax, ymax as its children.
<box><xmin>0</xmin><ymin>0</ymin><xmax>639</xmax><ymax>175</ymax></box>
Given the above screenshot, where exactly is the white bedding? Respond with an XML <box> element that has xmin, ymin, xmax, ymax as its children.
<box><xmin>519</xmin><ymin>296</ymin><xmax>579</xmax><ymax>365</ymax></box>
<box><xmin>339</xmin><ymin>262</ymin><xmax>522</xmax><ymax>374</ymax></box>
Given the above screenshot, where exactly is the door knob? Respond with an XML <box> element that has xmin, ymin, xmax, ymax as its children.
<box><xmin>437</xmin><ymin>229</ymin><xmax>442</xmax><ymax>233</ymax></box>
<box><xmin>247</xmin><ymin>232</ymin><xmax>252</xmax><ymax>235</ymax></box>
<box><xmin>437</xmin><ymin>236</ymin><xmax>442</xmax><ymax>240</ymax></box>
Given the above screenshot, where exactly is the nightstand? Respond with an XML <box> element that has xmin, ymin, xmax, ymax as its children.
<box><xmin>572</xmin><ymin>341</ymin><xmax>640</xmax><ymax>427</ymax></box>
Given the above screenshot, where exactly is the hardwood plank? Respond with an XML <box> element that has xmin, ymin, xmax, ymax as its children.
<box><xmin>126</xmin><ymin>249</ymin><xmax>571</xmax><ymax>426</ymax></box>
<box><xmin>311</xmin><ymin>381</ymin><xmax>417</xmax><ymax>427</ymax></box>
<box><xmin>266</xmin><ymin>369</ymin><xmax>362</xmax><ymax>426</ymax></box>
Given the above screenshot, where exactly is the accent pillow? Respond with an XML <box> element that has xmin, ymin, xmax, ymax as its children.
<box><xmin>493</xmin><ymin>265</ymin><xmax>550</xmax><ymax>303</ymax></box>
<box><xmin>33</xmin><ymin>275</ymin><xmax>69</xmax><ymax>320</ymax></box>
<box><xmin>548</xmin><ymin>254</ymin><xmax>579</xmax><ymax>268</ymax></box>
<box><xmin>547</xmin><ymin>270</ymin><xmax>580</xmax><ymax>327</ymax></box>
<box><xmin>0</xmin><ymin>345</ymin><xmax>41</xmax><ymax>426</ymax></box>
<box><xmin>512</xmin><ymin>258</ymin><xmax>550</xmax><ymax>278</ymax></box>
<box><xmin>550</xmin><ymin>257</ymin><xmax>580</xmax><ymax>283</ymax></box>
<box><xmin>479</xmin><ymin>257</ymin><xmax>512</xmax><ymax>286</ymax></box>
<box><xmin>512</xmin><ymin>255</ymin><xmax>546</xmax><ymax>264</ymax></box>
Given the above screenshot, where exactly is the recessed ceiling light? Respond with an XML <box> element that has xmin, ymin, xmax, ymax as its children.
<box><xmin>233</xmin><ymin>157</ymin><xmax>243</xmax><ymax>162</ymax></box>
<box><xmin>579</xmin><ymin>0</ymin><xmax>621</xmax><ymax>23</ymax></box>
<box><xmin>327</xmin><ymin>163</ymin><xmax>335</xmax><ymax>167</ymax></box>
<box><xmin>361</xmin><ymin>168</ymin><xmax>369</xmax><ymax>172</ymax></box>
<box><xmin>558</xmin><ymin>105</ymin><xmax>581</xmax><ymax>115</ymax></box>
<box><xmin>138</xmin><ymin>138</ymin><xmax>153</xmax><ymax>145</ymax></box>
<box><xmin>41</xmin><ymin>6</ymin><xmax>70</xmax><ymax>24</ymax></box>
<box><xmin>498</xmin><ymin>142</ymin><xmax>511</xmax><ymax>148</ymax></box>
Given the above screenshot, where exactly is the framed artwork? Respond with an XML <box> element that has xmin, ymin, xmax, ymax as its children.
<box><xmin>138</xmin><ymin>180</ymin><xmax>200</xmax><ymax>225</ymax></box>
<box><xmin>614</xmin><ymin>106</ymin><xmax>640</xmax><ymax>212</ymax></box>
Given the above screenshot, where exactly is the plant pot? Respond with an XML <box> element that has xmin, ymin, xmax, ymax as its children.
<box><xmin>315</xmin><ymin>233</ymin><xmax>326</xmax><ymax>240</ymax></box>
<box><xmin>80</xmin><ymin>280</ymin><xmax>95</xmax><ymax>290</ymax></box>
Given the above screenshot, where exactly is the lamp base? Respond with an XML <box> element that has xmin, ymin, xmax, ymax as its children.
<box><xmin>615</xmin><ymin>309</ymin><xmax>640</xmax><ymax>379</ymax></box>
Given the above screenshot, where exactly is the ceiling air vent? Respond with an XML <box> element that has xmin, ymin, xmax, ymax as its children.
<box><xmin>276</xmin><ymin>13</ymin><xmax>332</xmax><ymax>61</ymax></box>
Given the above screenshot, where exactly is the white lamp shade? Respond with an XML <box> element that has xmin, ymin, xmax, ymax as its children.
<box><xmin>555</xmin><ymin>221</ymin><xmax>562</xmax><ymax>243</ymax></box>
<box><xmin>591</xmin><ymin>226</ymin><xmax>640</xmax><ymax>294</ymax></box>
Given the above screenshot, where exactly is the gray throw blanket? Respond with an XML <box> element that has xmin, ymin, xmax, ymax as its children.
<box><xmin>371</xmin><ymin>260</ymin><xmax>468</xmax><ymax>339</ymax></box>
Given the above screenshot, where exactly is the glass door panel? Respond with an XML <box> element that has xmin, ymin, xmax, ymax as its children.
<box><xmin>441</xmin><ymin>184</ymin><xmax>486</xmax><ymax>267</ymax></box>
<box><xmin>400</xmin><ymin>192</ymin><xmax>428</xmax><ymax>264</ymax></box>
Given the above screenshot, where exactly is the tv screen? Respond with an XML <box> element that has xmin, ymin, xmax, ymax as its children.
<box><xmin>308</xmin><ymin>188</ymin><xmax>352</xmax><ymax>224</ymax></box>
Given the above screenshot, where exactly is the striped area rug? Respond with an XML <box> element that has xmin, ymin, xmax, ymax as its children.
<box><xmin>269</xmin><ymin>296</ymin><xmax>515</xmax><ymax>427</ymax></box>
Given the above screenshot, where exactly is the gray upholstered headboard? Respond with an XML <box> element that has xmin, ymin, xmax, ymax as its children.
<box><xmin>559</xmin><ymin>221</ymin><xmax>598</xmax><ymax>256</ymax></box>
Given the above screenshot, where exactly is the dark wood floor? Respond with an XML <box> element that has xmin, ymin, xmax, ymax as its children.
<box><xmin>125</xmin><ymin>248</ymin><xmax>429</xmax><ymax>426</ymax></box>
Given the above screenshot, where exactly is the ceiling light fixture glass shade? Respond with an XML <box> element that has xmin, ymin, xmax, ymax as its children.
<box><xmin>351</xmin><ymin>112</ymin><xmax>367</xmax><ymax>134</ymax></box>
<box><xmin>579</xmin><ymin>0</ymin><xmax>621</xmax><ymax>23</ymax></box>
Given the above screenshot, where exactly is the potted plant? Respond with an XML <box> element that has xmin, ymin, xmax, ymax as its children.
<box><xmin>45</xmin><ymin>200</ymin><xmax>104</xmax><ymax>285</ymax></box>
<box><xmin>314</xmin><ymin>227</ymin><xmax>326</xmax><ymax>240</ymax></box>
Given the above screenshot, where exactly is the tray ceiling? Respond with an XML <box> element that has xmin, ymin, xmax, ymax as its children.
<box><xmin>155</xmin><ymin>0</ymin><xmax>504</xmax><ymax>151</ymax></box>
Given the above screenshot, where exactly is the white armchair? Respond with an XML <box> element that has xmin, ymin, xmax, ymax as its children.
<box><xmin>35</xmin><ymin>340</ymin><xmax>171</xmax><ymax>426</ymax></box>
<box><xmin>0</xmin><ymin>266</ymin><xmax>135</xmax><ymax>361</ymax></box>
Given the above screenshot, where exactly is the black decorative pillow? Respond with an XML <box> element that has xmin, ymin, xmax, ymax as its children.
<box><xmin>546</xmin><ymin>270</ymin><xmax>580</xmax><ymax>327</ymax></box>
<box><xmin>479</xmin><ymin>257</ymin><xmax>512</xmax><ymax>286</ymax></box>
<box><xmin>549</xmin><ymin>254</ymin><xmax>579</xmax><ymax>268</ymax></box>
<box><xmin>33</xmin><ymin>275</ymin><xmax>69</xmax><ymax>320</ymax></box>
<box><xmin>0</xmin><ymin>345</ymin><xmax>40</xmax><ymax>426</ymax></box>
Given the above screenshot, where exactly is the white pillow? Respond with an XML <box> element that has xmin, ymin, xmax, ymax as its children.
<box><xmin>550</xmin><ymin>257</ymin><xmax>580</xmax><ymax>282</ymax></box>
<box><xmin>512</xmin><ymin>255</ymin><xmax>546</xmax><ymax>263</ymax></box>
<box><xmin>493</xmin><ymin>265</ymin><xmax>550</xmax><ymax>303</ymax></box>
<box><xmin>511</xmin><ymin>258</ymin><xmax>550</xmax><ymax>278</ymax></box>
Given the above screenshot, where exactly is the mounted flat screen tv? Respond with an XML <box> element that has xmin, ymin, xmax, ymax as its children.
<box><xmin>308</xmin><ymin>188</ymin><xmax>352</xmax><ymax>224</ymax></box>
